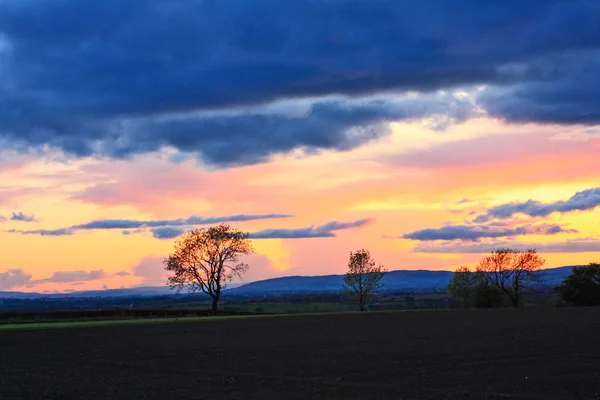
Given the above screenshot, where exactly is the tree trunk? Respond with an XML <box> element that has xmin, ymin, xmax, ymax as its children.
<box><xmin>513</xmin><ymin>294</ymin><xmax>520</xmax><ymax>308</ymax></box>
<box><xmin>211</xmin><ymin>296</ymin><xmax>219</xmax><ymax>316</ymax></box>
<box><xmin>509</xmin><ymin>292</ymin><xmax>519</xmax><ymax>308</ymax></box>
<box><xmin>513</xmin><ymin>282</ymin><xmax>520</xmax><ymax>308</ymax></box>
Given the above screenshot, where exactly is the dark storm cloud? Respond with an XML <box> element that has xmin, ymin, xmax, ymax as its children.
<box><xmin>412</xmin><ymin>239</ymin><xmax>600</xmax><ymax>254</ymax></box>
<box><xmin>1</xmin><ymin>93</ymin><xmax>476</xmax><ymax>167</ymax></box>
<box><xmin>481</xmin><ymin>52</ymin><xmax>600</xmax><ymax>124</ymax></box>
<box><xmin>8</xmin><ymin>213</ymin><xmax>293</xmax><ymax>236</ymax></box>
<box><xmin>250</xmin><ymin>218</ymin><xmax>372</xmax><ymax>239</ymax></box>
<box><xmin>107</xmin><ymin>95</ymin><xmax>474</xmax><ymax>166</ymax></box>
<box><xmin>401</xmin><ymin>223</ymin><xmax>574</xmax><ymax>242</ymax></box>
<box><xmin>0</xmin><ymin>0</ymin><xmax>599</xmax><ymax>165</ymax></box>
<box><xmin>473</xmin><ymin>188</ymin><xmax>600</xmax><ymax>223</ymax></box>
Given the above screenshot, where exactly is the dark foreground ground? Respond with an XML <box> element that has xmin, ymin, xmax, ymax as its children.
<box><xmin>1</xmin><ymin>308</ymin><xmax>600</xmax><ymax>400</ymax></box>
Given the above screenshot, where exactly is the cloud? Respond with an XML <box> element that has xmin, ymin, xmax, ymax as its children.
<box><xmin>412</xmin><ymin>238</ymin><xmax>600</xmax><ymax>254</ymax></box>
<box><xmin>145</xmin><ymin>218</ymin><xmax>374</xmax><ymax>240</ymax></box>
<box><xmin>250</xmin><ymin>218</ymin><xmax>373</xmax><ymax>239</ymax></box>
<box><xmin>34</xmin><ymin>270</ymin><xmax>107</xmax><ymax>284</ymax></box>
<box><xmin>1</xmin><ymin>1</ymin><xmax>599</xmax><ymax>165</ymax></box>
<box><xmin>10</xmin><ymin>211</ymin><xmax>37</xmax><ymax>222</ymax></box>
<box><xmin>481</xmin><ymin>52</ymin><xmax>600</xmax><ymax>124</ymax></box>
<box><xmin>0</xmin><ymin>215</ymin><xmax>5</xmax><ymax>223</ymax></box>
<box><xmin>473</xmin><ymin>187</ymin><xmax>600</xmax><ymax>223</ymax></box>
<box><xmin>0</xmin><ymin>268</ymin><xmax>132</xmax><ymax>290</ymax></box>
<box><xmin>402</xmin><ymin>223</ymin><xmax>575</xmax><ymax>241</ymax></box>
<box><xmin>74</xmin><ymin>213</ymin><xmax>292</xmax><ymax>230</ymax></box>
<box><xmin>120</xmin><ymin>93</ymin><xmax>475</xmax><ymax>167</ymax></box>
<box><xmin>0</xmin><ymin>269</ymin><xmax>32</xmax><ymax>290</ymax></box>
<box><xmin>132</xmin><ymin>256</ymin><xmax>168</xmax><ymax>286</ymax></box>
<box><xmin>8</xmin><ymin>215</ymin><xmax>372</xmax><ymax>240</ymax></box>
<box><xmin>8</xmin><ymin>213</ymin><xmax>293</xmax><ymax>237</ymax></box>
<box><xmin>151</xmin><ymin>226</ymin><xmax>186</xmax><ymax>240</ymax></box>
<box><xmin>237</xmin><ymin>253</ymin><xmax>278</xmax><ymax>282</ymax></box>
<box><xmin>3</xmin><ymin>92</ymin><xmax>476</xmax><ymax>168</ymax></box>
<box><xmin>8</xmin><ymin>228</ymin><xmax>74</xmax><ymax>236</ymax></box>
<box><xmin>387</xmin><ymin>129</ymin><xmax>599</xmax><ymax>170</ymax></box>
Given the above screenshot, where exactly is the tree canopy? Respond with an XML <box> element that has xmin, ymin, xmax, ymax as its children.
<box><xmin>164</xmin><ymin>224</ymin><xmax>253</xmax><ymax>315</ymax></box>
<box><xmin>476</xmin><ymin>248</ymin><xmax>544</xmax><ymax>308</ymax></box>
<box><xmin>343</xmin><ymin>249</ymin><xmax>385</xmax><ymax>311</ymax></box>
<box><xmin>556</xmin><ymin>263</ymin><xmax>600</xmax><ymax>306</ymax></box>
<box><xmin>448</xmin><ymin>266</ymin><xmax>483</xmax><ymax>307</ymax></box>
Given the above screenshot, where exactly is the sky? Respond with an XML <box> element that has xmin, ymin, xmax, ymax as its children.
<box><xmin>1</xmin><ymin>0</ymin><xmax>600</xmax><ymax>293</ymax></box>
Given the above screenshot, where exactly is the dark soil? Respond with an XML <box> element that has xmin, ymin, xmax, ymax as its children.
<box><xmin>1</xmin><ymin>308</ymin><xmax>600</xmax><ymax>399</ymax></box>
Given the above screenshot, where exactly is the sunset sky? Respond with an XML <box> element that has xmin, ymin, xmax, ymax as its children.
<box><xmin>1</xmin><ymin>0</ymin><xmax>600</xmax><ymax>293</ymax></box>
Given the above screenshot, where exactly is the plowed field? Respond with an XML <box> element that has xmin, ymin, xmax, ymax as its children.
<box><xmin>2</xmin><ymin>308</ymin><xmax>600</xmax><ymax>399</ymax></box>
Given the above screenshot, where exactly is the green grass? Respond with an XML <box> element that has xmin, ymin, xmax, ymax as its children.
<box><xmin>222</xmin><ymin>301</ymin><xmax>349</xmax><ymax>314</ymax></box>
<box><xmin>0</xmin><ymin>308</ymin><xmax>462</xmax><ymax>332</ymax></box>
<box><xmin>0</xmin><ymin>311</ymin><xmax>343</xmax><ymax>331</ymax></box>
<box><xmin>0</xmin><ymin>317</ymin><xmax>202</xmax><ymax>331</ymax></box>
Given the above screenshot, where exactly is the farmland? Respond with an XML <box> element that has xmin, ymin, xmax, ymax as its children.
<box><xmin>1</xmin><ymin>308</ymin><xmax>599</xmax><ymax>400</ymax></box>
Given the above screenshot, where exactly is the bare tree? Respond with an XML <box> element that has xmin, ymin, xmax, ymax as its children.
<box><xmin>476</xmin><ymin>248</ymin><xmax>544</xmax><ymax>308</ymax></box>
<box><xmin>343</xmin><ymin>249</ymin><xmax>386</xmax><ymax>311</ymax></box>
<box><xmin>164</xmin><ymin>224</ymin><xmax>253</xmax><ymax>315</ymax></box>
<box><xmin>447</xmin><ymin>266</ymin><xmax>483</xmax><ymax>307</ymax></box>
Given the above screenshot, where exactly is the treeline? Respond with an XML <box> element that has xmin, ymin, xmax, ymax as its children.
<box><xmin>447</xmin><ymin>248</ymin><xmax>600</xmax><ymax>308</ymax></box>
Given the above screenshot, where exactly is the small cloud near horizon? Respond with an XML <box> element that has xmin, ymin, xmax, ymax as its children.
<box><xmin>0</xmin><ymin>212</ymin><xmax>38</xmax><ymax>223</ymax></box>
<box><xmin>0</xmin><ymin>269</ymin><xmax>131</xmax><ymax>291</ymax></box>
<box><xmin>472</xmin><ymin>187</ymin><xmax>600</xmax><ymax>223</ymax></box>
<box><xmin>10</xmin><ymin>212</ymin><xmax>38</xmax><ymax>223</ymax></box>
<box><xmin>412</xmin><ymin>238</ymin><xmax>600</xmax><ymax>254</ymax></box>
<box><xmin>399</xmin><ymin>223</ymin><xmax>575</xmax><ymax>242</ymax></box>
<box><xmin>250</xmin><ymin>218</ymin><xmax>374</xmax><ymax>239</ymax></box>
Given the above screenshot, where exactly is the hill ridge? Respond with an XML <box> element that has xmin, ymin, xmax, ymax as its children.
<box><xmin>0</xmin><ymin>266</ymin><xmax>578</xmax><ymax>299</ymax></box>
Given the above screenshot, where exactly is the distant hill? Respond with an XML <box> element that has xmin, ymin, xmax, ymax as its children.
<box><xmin>0</xmin><ymin>291</ymin><xmax>46</xmax><ymax>300</ymax></box>
<box><xmin>231</xmin><ymin>266</ymin><xmax>576</xmax><ymax>294</ymax></box>
<box><xmin>0</xmin><ymin>266</ymin><xmax>577</xmax><ymax>299</ymax></box>
<box><xmin>231</xmin><ymin>270</ymin><xmax>455</xmax><ymax>294</ymax></box>
<box><xmin>0</xmin><ymin>286</ymin><xmax>174</xmax><ymax>300</ymax></box>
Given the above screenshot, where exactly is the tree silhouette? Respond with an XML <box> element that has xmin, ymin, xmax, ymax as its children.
<box><xmin>343</xmin><ymin>249</ymin><xmax>385</xmax><ymax>311</ymax></box>
<box><xmin>557</xmin><ymin>263</ymin><xmax>600</xmax><ymax>306</ymax></box>
<box><xmin>448</xmin><ymin>266</ymin><xmax>483</xmax><ymax>307</ymax></box>
<box><xmin>164</xmin><ymin>224</ymin><xmax>253</xmax><ymax>315</ymax></box>
<box><xmin>476</xmin><ymin>248</ymin><xmax>544</xmax><ymax>308</ymax></box>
